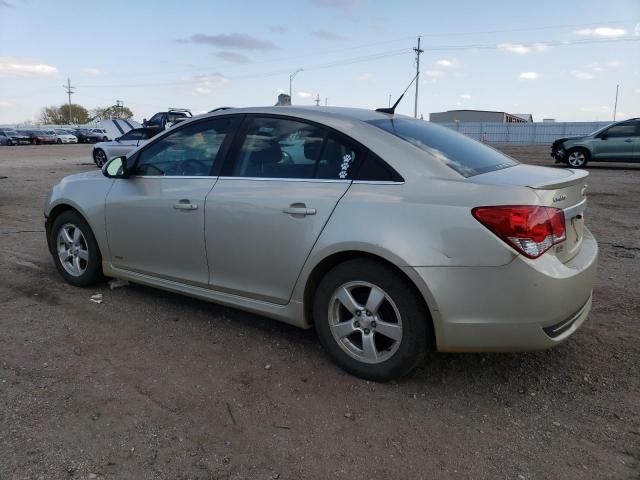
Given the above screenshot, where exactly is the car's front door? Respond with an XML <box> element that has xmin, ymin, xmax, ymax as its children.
<box><xmin>204</xmin><ymin>115</ymin><xmax>362</xmax><ymax>304</ymax></box>
<box><xmin>593</xmin><ymin>122</ymin><xmax>639</xmax><ymax>160</ymax></box>
<box><xmin>104</xmin><ymin>117</ymin><xmax>237</xmax><ymax>286</ymax></box>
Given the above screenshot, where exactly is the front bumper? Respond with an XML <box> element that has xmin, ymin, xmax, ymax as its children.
<box><xmin>409</xmin><ymin>227</ymin><xmax>598</xmax><ymax>352</ymax></box>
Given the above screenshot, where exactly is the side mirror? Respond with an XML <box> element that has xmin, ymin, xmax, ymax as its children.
<box><xmin>600</xmin><ymin>133</ymin><xmax>608</xmax><ymax>140</ymax></box>
<box><xmin>102</xmin><ymin>156</ymin><xmax>129</xmax><ymax>178</ymax></box>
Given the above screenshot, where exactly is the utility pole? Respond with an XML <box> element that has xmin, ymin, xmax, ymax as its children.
<box><xmin>314</xmin><ymin>94</ymin><xmax>321</xmax><ymax>107</ymax></box>
<box><xmin>325</xmin><ymin>97</ymin><xmax>328</xmax><ymax>106</ymax></box>
<box><xmin>413</xmin><ymin>36</ymin><xmax>423</xmax><ymax>118</ymax></box>
<box><xmin>115</xmin><ymin>100</ymin><xmax>124</xmax><ymax>119</ymax></box>
<box><xmin>613</xmin><ymin>84</ymin><xmax>619</xmax><ymax>121</ymax></box>
<box><xmin>289</xmin><ymin>68</ymin><xmax>303</xmax><ymax>105</ymax></box>
<box><xmin>62</xmin><ymin>78</ymin><xmax>76</xmax><ymax>124</ymax></box>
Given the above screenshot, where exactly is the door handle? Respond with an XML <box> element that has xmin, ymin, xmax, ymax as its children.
<box><xmin>173</xmin><ymin>199</ymin><xmax>198</xmax><ymax>211</ymax></box>
<box><xmin>283</xmin><ymin>203</ymin><xmax>316</xmax><ymax>216</ymax></box>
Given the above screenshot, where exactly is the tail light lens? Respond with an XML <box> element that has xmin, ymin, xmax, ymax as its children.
<box><xmin>472</xmin><ymin>206</ymin><xmax>566</xmax><ymax>259</ymax></box>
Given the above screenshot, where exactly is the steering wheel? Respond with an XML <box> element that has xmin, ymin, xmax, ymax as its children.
<box><xmin>280</xmin><ymin>151</ymin><xmax>293</xmax><ymax>165</ymax></box>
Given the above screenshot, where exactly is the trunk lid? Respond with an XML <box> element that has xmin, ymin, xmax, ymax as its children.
<box><xmin>471</xmin><ymin>165</ymin><xmax>589</xmax><ymax>263</ymax></box>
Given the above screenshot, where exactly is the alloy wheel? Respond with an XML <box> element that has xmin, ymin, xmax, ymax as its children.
<box><xmin>567</xmin><ymin>151</ymin><xmax>586</xmax><ymax>167</ymax></box>
<box><xmin>328</xmin><ymin>281</ymin><xmax>403</xmax><ymax>364</ymax></box>
<box><xmin>56</xmin><ymin>223</ymin><xmax>89</xmax><ymax>277</ymax></box>
<box><xmin>94</xmin><ymin>149</ymin><xmax>107</xmax><ymax>167</ymax></box>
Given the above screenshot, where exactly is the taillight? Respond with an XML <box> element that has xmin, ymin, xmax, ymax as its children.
<box><xmin>472</xmin><ymin>206</ymin><xmax>566</xmax><ymax>259</ymax></box>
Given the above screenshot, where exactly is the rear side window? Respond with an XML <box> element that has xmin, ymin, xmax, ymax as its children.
<box><xmin>367</xmin><ymin>118</ymin><xmax>518</xmax><ymax>177</ymax></box>
<box><xmin>356</xmin><ymin>151</ymin><xmax>403</xmax><ymax>182</ymax></box>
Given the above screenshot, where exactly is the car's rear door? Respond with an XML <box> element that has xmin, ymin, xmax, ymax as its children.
<box><xmin>593</xmin><ymin>122</ymin><xmax>638</xmax><ymax>160</ymax></box>
<box><xmin>204</xmin><ymin>115</ymin><xmax>362</xmax><ymax>304</ymax></box>
<box><xmin>104</xmin><ymin>116</ymin><xmax>237</xmax><ymax>286</ymax></box>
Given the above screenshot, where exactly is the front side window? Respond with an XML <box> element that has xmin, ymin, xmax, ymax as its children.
<box><xmin>227</xmin><ymin>116</ymin><xmax>361</xmax><ymax>180</ymax></box>
<box><xmin>136</xmin><ymin>117</ymin><xmax>233</xmax><ymax>176</ymax></box>
<box><xmin>604</xmin><ymin>123</ymin><xmax>638</xmax><ymax>138</ymax></box>
<box><xmin>120</xmin><ymin>129</ymin><xmax>144</xmax><ymax>141</ymax></box>
<box><xmin>367</xmin><ymin>118</ymin><xmax>518</xmax><ymax>177</ymax></box>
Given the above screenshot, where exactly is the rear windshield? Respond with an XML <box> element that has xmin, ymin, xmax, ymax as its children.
<box><xmin>366</xmin><ymin>118</ymin><xmax>518</xmax><ymax>177</ymax></box>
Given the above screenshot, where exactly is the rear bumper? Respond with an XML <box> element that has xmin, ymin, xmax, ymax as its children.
<box><xmin>409</xmin><ymin>227</ymin><xmax>598</xmax><ymax>352</ymax></box>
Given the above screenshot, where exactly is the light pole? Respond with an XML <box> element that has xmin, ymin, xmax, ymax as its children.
<box><xmin>289</xmin><ymin>68</ymin><xmax>303</xmax><ymax>104</ymax></box>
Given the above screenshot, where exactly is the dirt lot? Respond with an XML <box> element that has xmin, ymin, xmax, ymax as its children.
<box><xmin>0</xmin><ymin>144</ymin><xmax>638</xmax><ymax>480</ymax></box>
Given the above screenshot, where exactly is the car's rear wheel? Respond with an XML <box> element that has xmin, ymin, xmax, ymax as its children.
<box><xmin>313</xmin><ymin>259</ymin><xmax>431</xmax><ymax>381</ymax></box>
<box><xmin>50</xmin><ymin>211</ymin><xmax>103</xmax><ymax>287</ymax></box>
<box><xmin>6</xmin><ymin>139</ymin><xmax>13</xmax><ymax>146</ymax></box>
<box><xmin>566</xmin><ymin>148</ymin><xmax>589</xmax><ymax>168</ymax></box>
<box><xmin>56</xmin><ymin>138</ymin><xmax>62</xmax><ymax>144</ymax></box>
<box><xmin>93</xmin><ymin>148</ymin><xmax>107</xmax><ymax>168</ymax></box>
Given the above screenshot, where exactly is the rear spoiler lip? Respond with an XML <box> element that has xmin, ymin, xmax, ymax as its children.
<box><xmin>527</xmin><ymin>169</ymin><xmax>589</xmax><ymax>190</ymax></box>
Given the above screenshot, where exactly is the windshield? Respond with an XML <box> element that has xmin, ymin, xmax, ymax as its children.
<box><xmin>588</xmin><ymin>123</ymin><xmax>614</xmax><ymax>136</ymax></box>
<box><xmin>367</xmin><ymin>118</ymin><xmax>518</xmax><ymax>177</ymax></box>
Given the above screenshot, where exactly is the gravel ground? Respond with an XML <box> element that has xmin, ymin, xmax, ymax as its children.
<box><xmin>0</xmin><ymin>144</ymin><xmax>638</xmax><ymax>480</ymax></box>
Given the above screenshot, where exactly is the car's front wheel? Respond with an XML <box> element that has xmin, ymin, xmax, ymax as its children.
<box><xmin>313</xmin><ymin>259</ymin><xmax>431</xmax><ymax>381</ymax></box>
<box><xmin>566</xmin><ymin>148</ymin><xmax>589</xmax><ymax>168</ymax></box>
<box><xmin>56</xmin><ymin>138</ymin><xmax>62</xmax><ymax>144</ymax></box>
<box><xmin>50</xmin><ymin>211</ymin><xmax>103</xmax><ymax>287</ymax></box>
<box><xmin>93</xmin><ymin>148</ymin><xmax>107</xmax><ymax>168</ymax></box>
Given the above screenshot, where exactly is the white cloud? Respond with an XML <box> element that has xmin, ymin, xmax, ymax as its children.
<box><xmin>606</xmin><ymin>60</ymin><xmax>624</xmax><ymax>68</ymax></box>
<box><xmin>519</xmin><ymin>71</ymin><xmax>540</xmax><ymax>80</ymax></box>
<box><xmin>0</xmin><ymin>100</ymin><xmax>10</xmax><ymax>107</ymax></box>
<box><xmin>297</xmin><ymin>91</ymin><xmax>312</xmax><ymax>98</ymax></box>
<box><xmin>424</xmin><ymin>70</ymin><xmax>444</xmax><ymax>79</ymax></box>
<box><xmin>357</xmin><ymin>72</ymin><xmax>374</xmax><ymax>81</ymax></box>
<box><xmin>575</xmin><ymin>27</ymin><xmax>626</xmax><ymax>38</ymax></box>
<box><xmin>571</xmin><ymin>70</ymin><xmax>594</xmax><ymax>80</ymax></box>
<box><xmin>276</xmin><ymin>88</ymin><xmax>285</xmax><ymax>94</ymax></box>
<box><xmin>459</xmin><ymin>94</ymin><xmax>472</xmax><ymax>100</ymax></box>
<box><xmin>498</xmin><ymin>43</ymin><xmax>530</xmax><ymax>54</ymax></box>
<box><xmin>615</xmin><ymin>111</ymin><xmax>628</xmax><ymax>118</ymax></box>
<box><xmin>83</xmin><ymin>67</ymin><xmax>103</xmax><ymax>75</ymax></box>
<box><xmin>0</xmin><ymin>58</ymin><xmax>58</xmax><ymax>76</ymax></box>
<box><xmin>497</xmin><ymin>42</ymin><xmax>550</xmax><ymax>54</ymax></box>
<box><xmin>436</xmin><ymin>58</ymin><xmax>459</xmax><ymax>68</ymax></box>
<box><xmin>193</xmin><ymin>73</ymin><xmax>227</xmax><ymax>95</ymax></box>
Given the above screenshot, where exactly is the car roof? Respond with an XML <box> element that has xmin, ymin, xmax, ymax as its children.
<box><xmin>202</xmin><ymin>106</ymin><xmax>398</xmax><ymax>123</ymax></box>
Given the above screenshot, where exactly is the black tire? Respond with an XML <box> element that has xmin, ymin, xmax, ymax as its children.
<box><xmin>35</xmin><ymin>139</ymin><xmax>40</xmax><ymax>145</ymax></box>
<box><xmin>565</xmin><ymin>148</ymin><xmax>589</xmax><ymax>168</ymax></box>
<box><xmin>6</xmin><ymin>140</ymin><xmax>13</xmax><ymax>146</ymax></box>
<box><xmin>102</xmin><ymin>136</ymin><xmax>108</xmax><ymax>142</ymax></box>
<box><xmin>50</xmin><ymin>210</ymin><xmax>103</xmax><ymax>287</ymax></box>
<box><xmin>313</xmin><ymin>259</ymin><xmax>431</xmax><ymax>381</ymax></box>
<box><xmin>93</xmin><ymin>148</ymin><xmax>107</xmax><ymax>168</ymax></box>
<box><xmin>56</xmin><ymin>138</ymin><xmax>62</xmax><ymax>144</ymax></box>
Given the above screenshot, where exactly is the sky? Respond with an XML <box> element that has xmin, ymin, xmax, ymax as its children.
<box><xmin>0</xmin><ymin>0</ymin><xmax>639</xmax><ymax>124</ymax></box>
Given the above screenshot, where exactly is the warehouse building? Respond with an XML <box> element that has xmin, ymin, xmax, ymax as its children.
<box><xmin>430</xmin><ymin>110</ymin><xmax>533</xmax><ymax>123</ymax></box>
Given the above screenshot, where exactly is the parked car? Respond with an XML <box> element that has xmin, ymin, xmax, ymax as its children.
<box><xmin>45</xmin><ymin>129</ymin><xmax>77</xmax><ymax>144</ymax></box>
<box><xmin>90</xmin><ymin>128</ymin><xmax>110</xmax><ymax>141</ymax></box>
<box><xmin>143</xmin><ymin>108</ymin><xmax>192</xmax><ymax>129</ymax></box>
<box><xmin>44</xmin><ymin>107</ymin><xmax>598</xmax><ymax>381</ymax></box>
<box><xmin>0</xmin><ymin>129</ymin><xmax>31</xmax><ymax>145</ymax></box>
<box><xmin>72</xmin><ymin>129</ymin><xmax>103</xmax><ymax>144</ymax></box>
<box><xmin>551</xmin><ymin>118</ymin><xmax>640</xmax><ymax>167</ymax></box>
<box><xmin>92</xmin><ymin>127</ymin><xmax>162</xmax><ymax>167</ymax></box>
<box><xmin>23</xmin><ymin>129</ymin><xmax>57</xmax><ymax>145</ymax></box>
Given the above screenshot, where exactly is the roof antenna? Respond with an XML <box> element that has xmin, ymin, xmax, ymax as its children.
<box><xmin>376</xmin><ymin>73</ymin><xmax>419</xmax><ymax>115</ymax></box>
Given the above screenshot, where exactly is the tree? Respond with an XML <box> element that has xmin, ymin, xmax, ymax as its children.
<box><xmin>40</xmin><ymin>104</ymin><xmax>89</xmax><ymax>125</ymax></box>
<box><xmin>91</xmin><ymin>105</ymin><xmax>134</xmax><ymax>121</ymax></box>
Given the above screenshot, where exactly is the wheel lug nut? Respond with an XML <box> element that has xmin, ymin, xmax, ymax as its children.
<box><xmin>354</xmin><ymin>321</ymin><xmax>360</xmax><ymax>328</ymax></box>
<box><xmin>371</xmin><ymin>321</ymin><xmax>377</xmax><ymax>328</ymax></box>
<box><xmin>356</xmin><ymin>311</ymin><xmax>361</xmax><ymax>316</ymax></box>
<box><xmin>366</xmin><ymin>311</ymin><xmax>371</xmax><ymax>316</ymax></box>
<box><xmin>364</xmin><ymin>328</ymin><xmax>370</xmax><ymax>335</ymax></box>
